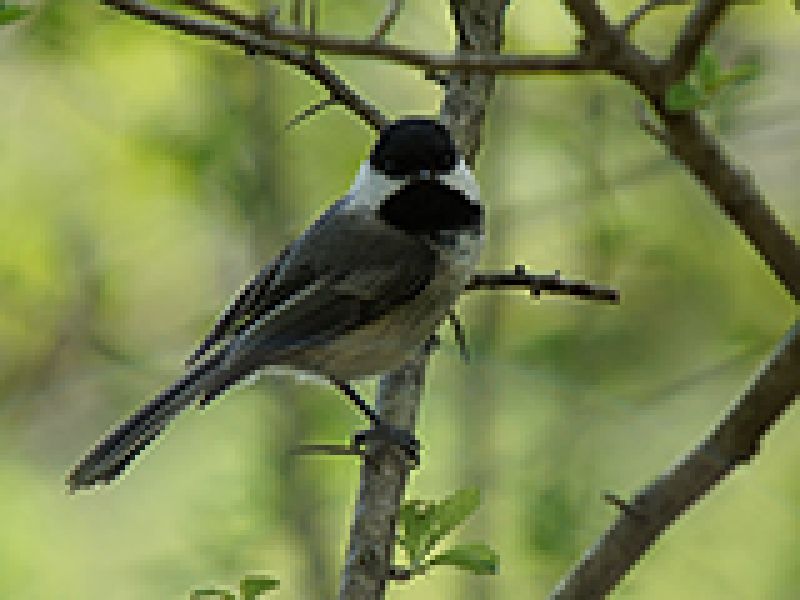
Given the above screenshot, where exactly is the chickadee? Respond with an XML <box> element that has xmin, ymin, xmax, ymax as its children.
<box><xmin>68</xmin><ymin>117</ymin><xmax>484</xmax><ymax>491</ymax></box>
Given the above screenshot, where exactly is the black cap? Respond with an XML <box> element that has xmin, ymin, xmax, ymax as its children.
<box><xmin>369</xmin><ymin>118</ymin><xmax>458</xmax><ymax>179</ymax></box>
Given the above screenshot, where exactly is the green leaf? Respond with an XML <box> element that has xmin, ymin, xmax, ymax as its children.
<box><xmin>427</xmin><ymin>543</ymin><xmax>499</xmax><ymax>576</ymax></box>
<box><xmin>720</xmin><ymin>62</ymin><xmax>761</xmax><ymax>86</ymax></box>
<box><xmin>695</xmin><ymin>51</ymin><xmax>720</xmax><ymax>90</ymax></box>
<box><xmin>419</xmin><ymin>487</ymin><xmax>482</xmax><ymax>561</ymax></box>
<box><xmin>240</xmin><ymin>575</ymin><xmax>280</xmax><ymax>599</ymax></box>
<box><xmin>190</xmin><ymin>589</ymin><xmax>236</xmax><ymax>600</ymax></box>
<box><xmin>398</xmin><ymin>499</ymin><xmax>436</xmax><ymax>565</ymax></box>
<box><xmin>0</xmin><ymin>4</ymin><xmax>29</xmax><ymax>26</ymax></box>
<box><xmin>665</xmin><ymin>81</ymin><xmax>705</xmax><ymax>111</ymax></box>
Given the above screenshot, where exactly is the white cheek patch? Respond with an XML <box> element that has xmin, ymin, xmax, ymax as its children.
<box><xmin>347</xmin><ymin>162</ymin><xmax>407</xmax><ymax>211</ymax></box>
<box><xmin>440</xmin><ymin>159</ymin><xmax>481</xmax><ymax>205</ymax></box>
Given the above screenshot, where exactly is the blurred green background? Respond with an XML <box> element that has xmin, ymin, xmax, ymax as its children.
<box><xmin>1</xmin><ymin>1</ymin><xmax>799</xmax><ymax>598</ymax></box>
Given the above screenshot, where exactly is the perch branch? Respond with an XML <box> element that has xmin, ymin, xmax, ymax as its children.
<box><xmin>467</xmin><ymin>265</ymin><xmax>620</xmax><ymax>303</ymax></box>
<box><xmin>339</xmin><ymin>1</ymin><xmax>509</xmax><ymax>597</ymax></box>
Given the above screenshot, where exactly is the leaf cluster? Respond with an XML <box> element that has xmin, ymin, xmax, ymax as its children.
<box><xmin>0</xmin><ymin>1</ymin><xmax>28</xmax><ymax>26</ymax></box>
<box><xmin>190</xmin><ymin>575</ymin><xmax>280</xmax><ymax>600</ymax></box>
<box><xmin>395</xmin><ymin>488</ymin><xmax>499</xmax><ymax>579</ymax></box>
<box><xmin>666</xmin><ymin>50</ymin><xmax>760</xmax><ymax>111</ymax></box>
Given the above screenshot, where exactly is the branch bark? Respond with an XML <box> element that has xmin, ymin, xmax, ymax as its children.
<box><xmin>339</xmin><ymin>1</ymin><xmax>508</xmax><ymax>597</ymax></box>
<box><xmin>102</xmin><ymin>0</ymin><xmax>591</xmax><ymax>75</ymax></box>
<box><xmin>551</xmin><ymin>320</ymin><xmax>800</xmax><ymax>598</ymax></box>
<box><xmin>548</xmin><ymin>0</ymin><xmax>800</xmax><ymax>596</ymax></box>
<box><xmin>666</xmin><ymin>0</ymin><xmax>733</xmax><ymax>84</ymax></box>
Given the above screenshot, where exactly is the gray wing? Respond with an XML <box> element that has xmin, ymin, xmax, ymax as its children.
<box><xmin>186</xmin><ymin>202</ymin><xmax>437</xmax><ymax>370</ymax></box>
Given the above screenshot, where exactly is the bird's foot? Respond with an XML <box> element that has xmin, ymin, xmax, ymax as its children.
<box><xmin>353</xmin><ymin>421</ymin><xmax>420</xmax><ymax>468</ymax></box>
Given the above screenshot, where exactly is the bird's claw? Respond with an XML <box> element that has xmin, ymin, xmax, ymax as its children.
<box><xmin>354</xmin><ymin>422</ymin><xmax>420</xmax><ymax>467</ymax></box>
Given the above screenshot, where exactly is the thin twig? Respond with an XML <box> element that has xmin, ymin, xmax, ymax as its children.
<box><xmin>285</xmin><ymin>97</ymin><xmax>339</xmax><ymax>129</ymax></box>
<box><xmin>105</xmin><ymin>0</ymin><xmax>593</xmax><ymax>74</ymax></box>
<box><xmin>291</xmin><ymin>0</ymin><xmax>305</xmax><ymax>29</ymax></box>
<box><xmin>104</xmin><ymin>0</ymin><xmax>386</xmax><ymax>130</ymax></box>
<box><xmin>370</xmin><ymin>0</ymin><xmax>405</xmax><ymax>42</ymax></box>
<box><xmin>620</xmin><ymin>0</ymin><xmax>687</xmax><ymax>33</ymax></box>
<box><xmin>666</xmin><ymin>0</ymin><xmax>733</xmax><ymax>84</ymax></box>
<box><xmin>466</xmin><ymin>265</ymin><xmax>620</xmax><ymax>303</ymax></box>
<box><xmin>603</xmin><ymin>491</ymin><xmax>645</xmax><ymax>521</ymax></box>
<box><xmin>291</xmin><ymin>443</ymin><xmax>364</xmax><ymax>457</ymax></box>
<box><xmin>635</xmin><ymin>101</ymin><xmax>667</xmax><ymax>143</ymax></box>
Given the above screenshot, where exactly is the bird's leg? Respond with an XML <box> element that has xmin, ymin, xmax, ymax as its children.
<box><xmin>446</xmin><ymin>310</ymin><xmax>470</xmax><ymax>363</ymax></box>
<box><xmin>330</xmin><ymin>377</ymin><xmax>420</xmax><ymax>467</ymax></box>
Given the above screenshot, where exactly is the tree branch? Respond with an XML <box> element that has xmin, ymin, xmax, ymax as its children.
<box><xmin>655</xmin><ymin>111</ymin><xmax>800</xmax><ymax>301</ymax></box>
<box><xmin>666</xmin><ymin>0</ymin><xmax>734</xmax><ymax>85</ymax></box>
<box><xmin>102</xmin><ymin>0</ymin><xmax>592</xmax><ymax>75</ymax></box>
<box><xmin>544</xmin><ymin>0</ymin><xmax>800</xmax><ymax>595</ymax></box>
<box><xmin>466</xmin><ymin>265</ymin><xmax>620</xmax><ymax>303</ymax></box>
<box><xmin>551</xmin><ymin>320</ymin><xmax>800</xmax><ymax>598</ymax></box>
<box><xmin>620</xmin><ymin>0</ymin><xmax>687</xmax><ymax>33</ymax></box>
<box><xmin>561</xmin><ymin>0</ymin><xmax>615</xmax><ymax>42</ymax></box>
<box><xmin>339</xmin><ymin>1</ymin><xmax>509</xmax><ymax>597</ymax></box>
<box><xmin>369</xmin><ymin>0</ymin><xmax>405</xmax><ymax>42</ymax></box>
<box><xmin>103</xmin><ymin>0</ymin><xmax>386</xmax><ymax>130</ymax></box>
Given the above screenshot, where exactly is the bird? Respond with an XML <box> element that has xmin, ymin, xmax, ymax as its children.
<box><xmin>67</xmin><ymin>117</ymin><xmax>484</xmax><ymax>491</ymax></box>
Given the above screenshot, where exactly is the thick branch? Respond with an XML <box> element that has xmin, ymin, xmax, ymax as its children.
<box><xmin>551</xmin><ymin>320</ymin><xmax>800</xmax><ymax>598</ymax></box>
<box><xmin>656</xmin><ymin>111</ymin><xmax>800</xmax><ymax>301</ymax></box>
<box><xmin>547</xmin><ymin>0</ymin><xmax>800</xmax><ymax>595</ymax></box>
<box><xmin>339</xmin><ymin>1</ymin><xmax>508</xmax><ymax>597</ymax></box>
<box><xmin>561</xmin><ymin>0</ymin><xmax>614</xmax><ymax>41</ymax></box>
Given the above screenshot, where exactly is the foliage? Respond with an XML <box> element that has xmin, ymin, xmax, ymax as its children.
<box><xmin>666</xmin><ymin>50</ymin><xmax>761</xmax><ymax>111</ymax></box>
<box><xmin>190</xmin><ymin>575</ymin><xmax>280</xmax><ymax>600</ymax></box>
<box><xmin>395</xmin><ymin>488</ymin><xmax>499</xmax><ymax>579</ymax></box>
<box><xmin>0</xmin><ymin>1</ymin><xmax>28</xmax><ymax>26</ymax></box>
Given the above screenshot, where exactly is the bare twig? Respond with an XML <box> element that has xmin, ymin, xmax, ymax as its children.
<box><xmin>635</xmin><ymin>101</ymin><xmax>667</xmax><ymax>143</ymax></box>
<box><xmin>106</xmin><ymin>0</ymin><xmax>386</xmax><ymax>130</ymax></box>
<box><xmin>620</xmin><ymin>0</ymin><xmax>687</xmax><ymax>33</ymax></box>
<box><xmin>467</xmin><ymin>265</ymin><xmax>620</xmax><ymax>303</ymax></box>
<box><xmin>291</xmin><ymin>0</ymin><xmax>305</xmax><ymax>29</ymax></box>
<box><xmin>285</xmin><ymin>97</ymin><xmax>339</xmax><ymax>129</ymax></box>
<box><xmin>553</xmin><ymin>321</ymin><xmax>800</xmax><ymax>598</ymax></box>
<box><xmin>291</xmin><ymin>443</ymin><xmax>364</xmax><ymax>457</ymax></box>
<box><xmin>104</xmin><ymin>0</ymin><xmax>592</xmax><ymax>74</ymax></box>
<box><xmin>307</xmin><ymin>0</ymin><xmax>317</xmax><ymax>58</ymax></box>
<box><xmin>666</xmin><ymin>0</ymin><xmax>733</xmax><ymax>84</ymax></box>
<box><xmin>603</xmin><ymin>491</ymin><xmax>645</xmax><ymax>521</ymax></box>
<box><xmin>370</xmin><ymin>0</ymin><xmax>405</xmax><ymax>42</ymax></box>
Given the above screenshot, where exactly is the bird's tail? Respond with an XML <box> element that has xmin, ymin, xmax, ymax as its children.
<box><xmin>67</xmin><ymin>350</ymin><xmax>230</xmax><ymax>492</ymax></box>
